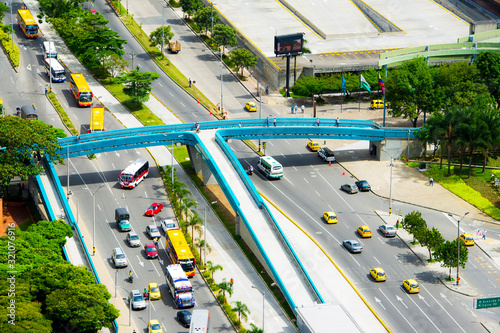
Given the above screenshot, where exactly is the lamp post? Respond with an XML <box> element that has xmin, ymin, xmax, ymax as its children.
<box><xmin>203</xmin><ymin>201</ymin><xmax>217</xmax><ymax>265</ymax></box>
<box><xmin>259</xmin><ymin>83</ymin><xmax>262</xmax><ymax>152</ymax></box>
<box><xmin>252</xmin><ymin>285</ymin><xmax>266</xmax><ymax>333</ymax></box>
<box><xmin>449</xmin><ymin>212</ymin><xmax>469</xmax><ymax>285</ymax></box>
<box><xmin>220</xmin><ymin>47</ymin><xmax>224</xmax><ymax>117</ymax></box>
<box><xmin>161</xmin><ymin>5</ymin><xmax>165</xmax><ymax>58</ymax></box>
<box><xmin>9</xmin><ymin>0</ymin><xmax>13</xmax><ymax>51</ymax></box>
<box><xmin>171</xmin><ymin>140</ymin><xmax>174</xmax><ymax>193</ymax></box>
<box><xmin>382</xmin><ymin>149</ymin><xmax>401</xmax><ymax>215</ymax></box>
<box><xmin>92</xmin><ymin>184</ymin><xmax>105</xmax><ymax>256</ymax></box>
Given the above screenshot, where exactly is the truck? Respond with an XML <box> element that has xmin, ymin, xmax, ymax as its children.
<box><xmin>89</xmin><ymin>106</ymin><xmax>105</xmax><ymax>132</ymax></box>
<box><xmin>165</xmin><ymin>264</ymin><xmax>195</xmax><ymax>308</ymax></box>
<box><xmin>168</xmin><ymin>41</ymin><xmax>181</xmax><ymax>54</ymax></box>
<box><xmin>318</xmin><ymin>147</ymin><xmax>335</xmax><ymax>162</ymax></box>
<box><xmin>115</xmin><ymin>208</ymin><xmax>131</xmax><ymax>232</ymax></box>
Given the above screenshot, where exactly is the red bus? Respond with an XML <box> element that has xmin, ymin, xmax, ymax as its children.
<box><xmin>119</xmin><ymin>159</ymin><xmax>149</xmax><ymax>188</ymax></box>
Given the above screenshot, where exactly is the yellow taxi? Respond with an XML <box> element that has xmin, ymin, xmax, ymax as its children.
<box><xmin>323</xmin><ymin>211</ymin><xmax>338</xmax><ymax>224</ymax></box>
<box><xmin>460</xmin><ymin>233</ymin><xmax>475</xmax><ymax>246</ymax></box>
<box><xmin>403</xmin><ymin>279</ymin><xmax>420</xmax><ymax>293</ymax></box>
<box><xmin>245</xmin><ymin>101</ymin><xmax>257</xmax><ymax>112</ymax></box>
<box><xmin>370</xmin><ymin>99</ymin><xmax>388</xmax><ymax>109</ymax></box>
<box><xmin>370</xmin><ymin>267</ymin><xmax>386</xmax><ymax>282</ymax></box>
<box><xmin>357</xmin><ymin>225</ymin><xmax>372</xmax><ymax>238</ymax></box>
<box><xmin>148</xmin><ymin>319</ymin><xmax>163</xmax><ymax>333</ymax></box>
<box><xmin>148</xmin><ymin>282</ymin><xmax>161</xmax><ymax>300</ymax></box>
<box><xmin>307</xmin><ymin>141</ymin><xmax>321</xmax><ymax>151</ymax></box>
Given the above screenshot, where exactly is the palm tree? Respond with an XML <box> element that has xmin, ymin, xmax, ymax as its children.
<box><xmin>194</xmin><ymin>237</ymin><xmax>211</xmax><ymax>264</ymax></box>
<box><xmin>232</xmin><ymin>301</ymin><xmax>250</xmax><ymax>322</ymax></box>
<box><xmin>218</xmin><ymin>278</ymin><xmax>234</xmax><ymax>300</ymax></box>
<box><xmin>206</xmin><ymin>261</ymin><xmax>223</xmax><ymax>279</ymax></box>
<box><xmin>248</xmin><ymin>323</ymin><xmax>263</xmax><ymax>333</ymax></box>
<box><xmin>181</xmin><ymin>198</ymin><xmax>197</xmax><ymax>221</ymax></box>
<box><xmin>185</xmin><ymin>211</ymin><xmax>203</xmax><ymax>244</ymax></box>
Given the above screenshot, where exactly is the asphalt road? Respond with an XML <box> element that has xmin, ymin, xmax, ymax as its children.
<box><xmin>230</xmin><ymin>137</ymin><xmax>500</xmax><ymax>332</ymax></box>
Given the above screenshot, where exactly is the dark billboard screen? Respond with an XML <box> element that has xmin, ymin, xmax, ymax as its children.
<box><xmin>274</xmin><ymin>33</ymin><xmax>303</xmax><ymax>56</ymax></box>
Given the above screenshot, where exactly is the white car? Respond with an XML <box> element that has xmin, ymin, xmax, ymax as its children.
<box><xmin>160</xmin><ymin>219</ymin><xmax>178</xmax><ymax>233</ymax></box>
<box><xmin>130</xmin><ymin>290</ymin><xmax>147</xmax><ymax>310</ymax></box>
<box><xmin>126</xmin><ymin>232</ymin><xmax>140</xmax><ymax>247</ymax></box>
<box><xmin>146</xmin><ymin>225</ymin><xmax>161</xmax><ymax>239</ymax></box>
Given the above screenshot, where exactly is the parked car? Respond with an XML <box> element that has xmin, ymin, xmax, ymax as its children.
<box><xmin>403</xmin><ymin>279</ymin><xmax>420</xmax><ymax>293</ymax></box>
<box><xmin>144</xmin><ymin>243</ymin><xmax>158</xmax><ymax>259</ymax></box>
<box><xmin>145</xmin><ymin>203</ymin><xmax>163</xmax><ymax>216</ymax></box>
<box><xmin>160</xmin><ymin>219</ymin><xmax>178</xmax><ymax>233</ymax></box>
<box><xmin>355</xmin><ymin>180</ymin><xmax>371</xmax><ymax>191</ymax></box>
<box><xmin>130</xmin><ymin>290</ymin><xmax>147</xmax><ymax>310</ymax></box>
<box><xmin>342</xmin><ymin>240</ymin><xmax>363</xmax><ymax>253</ymax></box>
<box><xmin>379</xmin><ymin>224</ymin><xmax>397</xmax><ymax>237</ymax></box>
<box><xmin>126</xmin><ymin>232</ymin><xmax>140</xmax><ymax>247</ymax></box>
<box><xmin>112</xmin><ymin>247</ymin><xmax>128</xmax><ymax>268</ymax></box>
<box><xmin>341</xmin><ymin>184</ymin><xmax>358</xmax><ymax>194</ymax></box>
<box><xmin>307</xmin><ymin>141</ymin><xmax>321</xmax><ymax>151</ymax></box>
<box><xmin>176</xmin><ymin>310</ymin><xmax>192</xmax><ymax>328</ymax></box>
<box><xmin>146</xmin><ymin>225</ymin><xmax>161</xmax><ymax>239</ymax></box>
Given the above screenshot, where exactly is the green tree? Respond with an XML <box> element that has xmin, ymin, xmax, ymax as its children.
<box><xmin>476</xmin><ymin>51</ymin><xmax>500</xmax><ymax>108</ymax></box>
<box><xmin>194</xmin><ymin>237</ymin><xmax>211</xmax><ymax>264</ymax></box>
<box><xmin>181</xmin><ymin>198</ymin><xmax>197</xmax><ymax>221</ymax></box>
<box><xmin>232</xmin><ymin>301</ymin><xmax>250</xmax><ymax>322</ymax></box>
<box><xmin>248</xmin><ymin>323</ymin><xmax>263</xmax><ymax>333</ymax></box>
<box><xmin>206</xmin><ymin>260</ymin><xmax>223</xmax><ymax>280</ymax></box>
<box><xmin>229</xmin><ymin>48</ymin><xmax>257</xmax><ymax>76</ymax></box>
<box><xmin>45</xmin><ymin>283</ymin><xmax>119</xmax><ymax>332</ymax></box>
<box><xmin>149</xmin><ymin>25</ymin><xmax>174</xmax><ymax>51</ymax></box>
<box><xmin>419</xmin><ymin>227</ymin><xmax>445</xmax><ymax>260</ymax></box>
<box><xmin>217</xmin><ymin>278</ymin><xmax>233</xmax><ymax>300</ymax></box>
<box><xmin>104</xmin><ymin>53</ymin><xmax>128</xmax><ymax>77</ymax></box>
<box><xmin>385</xmin><ymin>57</ymin><xmax>438</xmax><ymax>127</ymax></box>
<box><xmin>0</xmin><ymin>117</ymin><xmax>63</xmax><ymax>194</ymax></box>
<box><xmin>291</xmin><ymin>75</ymin><xmax>328</xmax><ymax>96</ymax></box>
<box><xmin>0</xmin><ymin>3</ymin><xmax>9</xmax><ymax>21</ymax></box>
<box><xmin>117</xmin><ymin>70</ymin><xmax>160</xmax><ymax>107</ymax></box>
<box><xmin>0</xmin><ymin>300</ymin><xmax>52</xmax><ymax>333</ymax></box>
<box><xmin>38</xmin><ymin>0</ymin><xmax>87</xmax><ymax>18</ymax></box>
<box><xmin>194</xmin><ymin>7</ymin><xmax>219</xmax><ymax>34</ymax></box>
<box><xmin>212</xmin><ymin>24</ymin><xmax>237</xmax><ymax>52</ymax></box>
<box><xmin>185</xmin><ymin>211</ymin><xmax>203</xmax><ymax>245</ymax></box>
<box><xmin>179</xmin><ymin>0</ymin><xmax>203</xmax><ymax>17</ymax></box>
<box><xmin>401</xmin><ymin>211</ymin><xmax>427</xmax><ymax>243</ymax></box>
<box><xmin>477</xmin><ymin>102</ymin><xmax>500</xmax><ymax>173</ymax></box>
<box><xmin>434</xmin><ymin>239</ymin><xmax>468</xmax><ymax>280</ymax></box>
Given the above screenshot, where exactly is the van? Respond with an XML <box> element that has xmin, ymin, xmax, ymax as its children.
<box><xmin>257</xmin><ymin>156</ymin><xmax>283</xmax><ymax>179</ymax></box>
<box><xmin>42</xmin><ymin>41</ymin><xmax>57</xmax><ymax>59</ymax></box>
<box><xmin>112</xmin><ymin>247</ymin><xmax>128</xmax><ymax>268</ymax></box>
<box><xmin>20</xmin><ymin>105</ymin><xmax>38</xmax><ymax>120</ymax></box>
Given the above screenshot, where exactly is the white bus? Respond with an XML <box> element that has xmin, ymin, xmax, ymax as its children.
<box><xmin>44</xmin><ymin>58</ymin><xmax>66</xmax><ymax>83</ymax></box>
<box><xmin>165</xmin><ymin>264</ymin><xmax>195</xmax><ymax>308</ymax></box>
<box><xmin>257</xmin><ymin>156</ymin><xmax>283</xmax><ymax>179</ymax></box>
<box><xmin>189</xmin><ymin>309</ymin><xmax>209</xmax><ymax>333</ymax></box>
<box><xmin>118</xmin><ymin>159</ymin><xmax>149</xmax><ymax>188</ymax></box>
<box><xmin>42</xmin><ymin>41</ymin><xmax>57</xmax><ymax>59</ymax></box>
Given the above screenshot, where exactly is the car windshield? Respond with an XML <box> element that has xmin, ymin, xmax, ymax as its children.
<box><xmin>116</xmin><ymin>254</ymin><xmax>125</xmax><ymax>259</ymax></box>
<box><xmin>466</xmin><ymin>236</ymin><xmax>473</xmax><ymax>241</ymax></box>
<box><xmin>148</xmin><ymin>205</ymin><xmax>155</xmax><ymax>210</ymax></box>
<box><xmin>147</xmin><ymin>246</ymin><xmax>156</xmax><ymax>252</ymax></box>
<box><xmin>378</xmin><ymin>272</ymin><xmax>385</xmax><ymax>276</ymax></box>
<box><xmin>365</xmin><ymin>228</ymin><xmax>371</xmax><ymax>232</ymax></box>
<box><xmin>352</xmin><ymin>242</ymin><xmax>361</xmax><ymax>247</ymax></box>
<box><xmin>133</xmin><ymin>295</ymin><xmax>144</xmax><ymax>302</ymax></box>
<box><xmin>120</xmin><ymin>221</ymin><xmax>129</xmax><ymax>226</ymax></box>
<box><xmin>387</xmin><ymin>226</ymin><xmax>395</xmax><ymax>230</ymax></box>
<box><xmin>411</xmin><ymin>283</ymin><xmax>418</xmax><ymax>288</ymax></box>
<box><xmin>183</xmin><ymin>313</ymin><xmax>191</xmax><ymax>320</ymax></box>
<box><xmin>151</xmin><ymin>323</ymin><xmax>161</xmax><ymax>329</ymax></box>
<box><xmin>180</xmin><ymin>261</ymin><xmax>194</xmax><ymax>272</ymax></box>
<box><xmin>150</xmin><ymin>286</ymin><xmax>159</xmax><ymax>293</ymax></box>
<box><xmin>79</xmin><ymin>92</ymin><xmax>92</xmax><ymax>102</ymax></box>
<box><xmin>130</xmin><ymin>235</ymin><xmax>139</xmax><ymax>240</ymax></box>
<box><xmin>165</xmin><ymin>223</ymin><xmax>175</xmax><ymax>228</ymax></box>
<box><xmin>150</xmin><ymin>227</ymin><xmax>159</xmax><ymax>233</ymax></box>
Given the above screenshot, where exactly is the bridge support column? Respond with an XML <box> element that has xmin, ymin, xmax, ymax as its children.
<box><xmin>186</xmin><ymin>145</ymin><xmax>217</xmax><ymax>185</ymax></box>
<box><xmin>235</xmin><ymin>213</ymin><xmax>240</xmax><ymax>236</ymax></box>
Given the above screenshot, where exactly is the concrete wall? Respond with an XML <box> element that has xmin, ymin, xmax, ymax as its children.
<box><xmin>351</xmin><ymin>0</ymin><xmax>403</xmax><ymax>33</ymax></box>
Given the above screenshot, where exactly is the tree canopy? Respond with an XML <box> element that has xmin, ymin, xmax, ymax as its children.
<box><xmin>149</xmin><ymin>25</ymin><xmax>174</xmax><ymax>49</ymax></box>
<box><xmin>194</xmin><ymin>7</ymin><xmax>219</xmax><ymax>34</ymax></box>
<box><xmin>229</xmin><ymin>48</ymin><xmax>257</xmax><ymax>76</ymax></box>
<box><xmin>179</xmin><ymin>0</ymin><xmax>203</xmax><ymax>17</ymax></box>
<box><xmin>212</xmin><ymin>24</ymin><xmax>237</xmax><ymax>52</ymax></box>
<box><xmin>476</xmin><ymin>51</ymin><xmax>500</xmax><ymax>108</ymax></box>
<box><xmin>117</xmin><ymin>70</ymin><xmax>160</xmax><ymax>106</ymax></box>
<box><xmin>0</xmin><ymin>117</ymin><xmax>64</xmax><ymax>195</ymax></box>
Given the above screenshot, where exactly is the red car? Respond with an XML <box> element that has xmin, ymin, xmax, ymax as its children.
<box><xmin>144</xmin><ymin>243</ymin><xmax>158</xmax><ymax>259</ymax></box>
<box><xmin>145</xmin><ymin>203</ymin><xmax>163</xmax><ymax>216</ymax></box>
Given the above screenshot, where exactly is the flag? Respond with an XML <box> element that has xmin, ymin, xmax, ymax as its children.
<box><xmin>341</xmin><ymin>75</ymin><xmax>346</xmax><ymax>96</ymax></box>
<box><xmin>378</xmin><ymin>74</ymin><xmax>385</xmax><ymax>95</ymax></box>
<box><xmin>360</xmin><ymin>74</ymin><xmax>371</xmax><ymax>93</ymax></box>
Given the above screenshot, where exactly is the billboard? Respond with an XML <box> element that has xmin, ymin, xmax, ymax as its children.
<box><xmin>90</xmin><ymin>106</ymin><xmax>105</xmax><ymax>132</ymax></box>
<box><xmin>274</xmin><ymin>33</ymin><xmax>304</xmax><ymax>56</ymax></box>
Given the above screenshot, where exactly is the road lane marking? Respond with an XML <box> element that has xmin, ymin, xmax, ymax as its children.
<box><xmin>379</xmin><ymin>289</ymin><xmax>418</xmax><ymax>332</ymax></box>
<box><xmin>440</xmin><ymin>292</ymin><xmax>452</xmax><ymax>305</ymax></box>
<box><xmin>405</xmin><ymin>292</ymin><xmax>443</xmax><ymax>333</ymax></box>
<box><xmin>373</xmin><ymin>256</ymin><xmax>381</xmax><ymax>265</ymax></box>
<box><xmin>375</xmin><ymin>297</ymin><xmax>386</xmax><ymax>310</ymax></box>
<box><xmin>304</xmin><ymin>178</ymin><xmax>309</xmax><ymax>184</ymax></box>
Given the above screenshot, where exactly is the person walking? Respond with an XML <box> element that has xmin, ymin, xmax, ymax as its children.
<box><xmin>266</xmin><ymin>116</ymin><xmax>270</xmax><ymax>127</ymax></box>
<box><xmin>483</xmin><ymin>230</ymin><xmax>487</xmax><ymax>240</ymax></box>
<box><xmin>189</xmin><ymin>78</ymin><xmax>192</xmax><ymax>87</ymax></box>
<box><xmin>317</xmin><ymin>118</ymin><xmax>320</xmax><ymax>126</ymax></box>
<box><xmin>396</xmin><ymin>220</ymin><xmax>400</xmax><ymax>229</ymax></box>
<box><xmin>294</xmin><ymin>105</ymin><xmax>298</xmax><ymax>114</ymax></box>
<box><xmin>273</xmin><ymin>118</ymin><xmax>277</xmax><ymax>127</ymax></box>
<box><xmin>429</xmin><ymin>177</ymin><xmax>434</xmax><ymax>186</ymax></box>
<box><xmin>301</xmin><ymin>105</ymin><xmax>305</xmax><ymax>113</ymax></box>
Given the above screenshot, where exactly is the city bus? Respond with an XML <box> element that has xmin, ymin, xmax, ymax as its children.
<box><xmin>189</xmin><ymin>309</ymin><xmax>209</xmax><ymax>333</ymax></box>
<box><xmin>118</xmin><ymin>159</ymin><xmax>149</xmax><ymax>188</ymax></box>
<box><xmin>257</xmin><ymin>156</ymin><xmax>283</xmax><ymax>179</ymax></box>
<box><xmin>165</xmin><ymin>229</ymin><xmax>196</xmax><ymax>277</ymax></box>
<box><xmin>44</xmin><ymin>58</ymin><xmax>66</xmax><ymax>83</ymax></box>
<box><xmin>17</xmin><ymin>7</ymin><xmax>38</xmax><ymax>38</ymax></box>
<box><xmin>165</xmin><ymin>264</ymin><xmax>195</xmax><ymax>308</ymax></box>
<box><xmin>69</xmin><ymin>73</ymin><xmax>93</xmax><ymax>107</ymax></box>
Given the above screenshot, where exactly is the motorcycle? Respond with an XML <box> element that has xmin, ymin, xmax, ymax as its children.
<box><xmin>247</xmin><ymin>167</ymin><xmax>253</xmax><ymax>175</ymax></box>
<box><xmin>143</xmin><ymin>291</ymin><xmax>149</xmax><ymax>300</ymax></box>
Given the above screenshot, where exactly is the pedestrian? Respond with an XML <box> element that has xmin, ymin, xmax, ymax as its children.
<box><xmin>32</xmin><ymin>104</ymin><xmax>36</xmax><ymax>111</ymax></box>
<box><xmin>294</xmin><ymin>105</ymin><xmax>298</xmax><ymax>114</ymax></box>
<box><xmin>477</xmin><ymin>229</ymin><xmax>481</xmax><ymax>238</ymax></box>
<box><xmin>317</xmin><ymin>118</ymin><xmax>320</xmax><ymax>126</ymax></box>
<box><xmin>301</xmin><ymin>105</ymin><xmax>305</xmax><ymax>113</ymax></box>
<box><xmin>274</xmin><ymin>118</ymin><xmax>277</xmax><ymax>127</ymax></box>
<box><xmin>266</xmin><ymin>86</ymin><xmax>269</xmax><ymax>95</ymax></box>
<box><xmin>396</xmin><ymin>220</ymin><xmax>400</xmax><ymax>229</ymax></box>
<box><xmin>189</xmin><ymin>78</ymin><xmax>192</xmax><ymax>88</ymax></box>
<box><xmin>266</xmin><ymin>116</ymin><xmax>270</xmax><ymax>127</ymax></box>
<box><xmin>336</xmin><ymin>117</ymin><xmax>340</xmax><ymax>127</ymax></box>
<box><xmin>291</xmin><ymin>105</ymin><xmax>294</xmax><ymax>114</ymax></box>
<box><xmin>239</xmin><ymin>122</ymin><xmax>242</xmax><ymax>128</ymax></box>
<box><xmin>483</xmin><ymin>230</ymin><xmax>487</xmax><ymax>240</ymax></box>
<box><xmin>230</xmin><ymin>278</ymin><xmax>234</xmax><ymax>287</ymax></box>
<box><xmin>429</xmin><ymin>177</ymin><xmax>434</xmax><ymax>186</ymax></box>
<box><xmin>45</xmin><ymin>86</ymin><xmax>48</xmax><ymax>94</ymax></box>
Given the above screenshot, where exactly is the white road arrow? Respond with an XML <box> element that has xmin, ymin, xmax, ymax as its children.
<box><xmin>397</xmin><ymin>295</ymin><xmax>408</xmax><ymax>309</ymax></box>
<box><xmin>136</xmin><ymin>255</ymin><xmax>144</xmax><ymax>267</ymax></box>
<box><xmin>375</xmin><ymin>297</ymin><xmax>386</xmax><ymax>310</ymax></box>
<box><xmin>418</xmin><ymin>294</ymin><xmax>430</xmax><ymax>307</ymax></box>
<box><xmin>440</xmin><ymin>292</ymin><xmax>452</xmax><ymax>306</ymax></box>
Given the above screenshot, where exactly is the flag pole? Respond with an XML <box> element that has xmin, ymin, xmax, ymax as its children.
<box><xmin>383</xmin><ymin>65</ymin><xmax>387</xmax><ymax>127</ymax></box>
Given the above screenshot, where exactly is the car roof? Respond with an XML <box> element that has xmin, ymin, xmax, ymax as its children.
<box><xmin>406</xmin><ymin>279</ymin><xmax>418</xmax><ymax>283</ymax></box>
<box><xmin>131</xmin><ymin>289</ymin><xmax>141</xmax><ymax>295</ymax></box>
<box><xmin>149</xmin><ymin>282</ymin><xmax>158</xmax><ymax>287</ymax></box>
<box><xmin>145</xmin><ymin>243</ymin><xmax>156</xmax><ymax>247</ymax></box>
<box><xmin>148</xmin><ymin>225</ymin><xmax>158</xmax><ymax>228</ymax></box>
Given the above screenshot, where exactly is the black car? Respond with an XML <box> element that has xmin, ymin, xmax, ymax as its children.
<box><xmin>177</xmin><ymin>310</ymin><xmax>191</xmax><ymax>328</ymax></box>
<box><xmin>355</xmin><ymin>180</ymin><xmax>371</xmax><ymax>191</ymax></box>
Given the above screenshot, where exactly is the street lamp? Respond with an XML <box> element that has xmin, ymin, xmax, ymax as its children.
<box><xmin>91</xmin><ymin>184</ymin><xmax>105</xmax><ymax>256</ymax></box>
<box><xmin>203</xmin><ymin>201</ymin><xmax>217</xmax><ymax>265</ymax></box>
<box><xmin>449</xmin><ymin>212</ymin><xmax>469</xmax><ymax>285</ymax></box>
<box><xmin>220</xmin><ymin>47</ymin><xmax>224</xmax><ymax>118</ymax></box>
<box><xmin>251</xmin><ymin>283</ymin><xmax>275</xmax><ymax>333</ymax></box>
<box><xmin>382</xmin><ymin>149</ymin><xmax>401</xmax><ymax>215</ymax></box>
<box><xmin>161</xmin><ymin>5</ymin><xmax>166</xmax><ymax>58</ymax></box>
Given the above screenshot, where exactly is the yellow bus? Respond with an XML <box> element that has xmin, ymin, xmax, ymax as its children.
<box><xmin>165</xmin><ymin>229</ymin><xmax>196</xmax><ymax>277</ymax></box>
<box><xmin>69</xmin><ymin>73</ymin><xmax>93</xmax><ymax>107</ymax></box>
<box><xmin>17</xmin><ymin>7</ymin><xmax>38</xmax><ymax>38</ymax></box>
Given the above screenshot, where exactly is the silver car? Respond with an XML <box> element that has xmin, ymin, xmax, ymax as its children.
<box><xmin>126</xmin><ymin>232</ymin><xmax>140</xmax><ymax>247</ymax></box>
<box><xmin>160</xmin><ymin>218</ymin><xmax>178</xmax><ymax>233</ymax></box>
<box><xmin>112</xmin><ymin>248</ymin><xmax>128</xmax><ymax>268</ymax></box>
<box><xmin>342</xmin><ymin>240</ymin><xmax>363</xmax><ymax>253</ymax></box>
<box><xmin>341</xmin><ymin>183</ymin><xmax>358</xmax><ymax>194</ymax></box>
<box><xmin>130</xmin><ymin>290</ymin><xmax>147</xmax><ymax>310</ymax></box>
<box><xmin>379</xmin><ymin>224</ymin><xmax>397</xmax><ymax>237</ymax></box>
<box><xmin>146</xmin><ymin>225</ymin><xmax>161</xmax><ymax>239</ymax></box>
